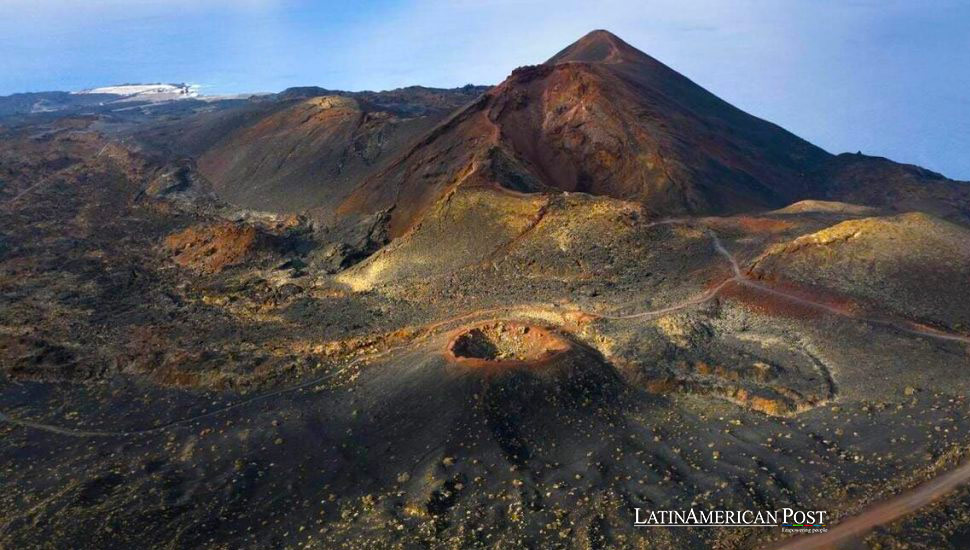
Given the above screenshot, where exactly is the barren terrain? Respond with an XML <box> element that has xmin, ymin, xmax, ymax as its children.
<box><xmin>1</xmin><ymin>30</ymin><xmax>969</xmax><ymax>550</ymax></box>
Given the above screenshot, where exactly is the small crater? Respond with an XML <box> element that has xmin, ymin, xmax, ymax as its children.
<box><xmin>446</xmin><ymin>321</ymin><xmax>572</xmax><ymax>367</ymax></box>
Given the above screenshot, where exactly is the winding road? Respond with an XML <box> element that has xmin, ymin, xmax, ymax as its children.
<box><xmin>600</xmin><ymin>229</ymin><xmax>970</xmax><ymax>346</ymax></box>
<box><xmin>3</xmin><ymin>224</ymin><xmax>967</xmax><ymax>435</ymax></box>
<box><xmin>763</xmin><ymin>459</ymin><xmax>970</xmax><ymax>550</ymax></box>
<box><xmin>2</xmin><ymin>222</ymin><xmax>969</xmax><ymax>545</ymax></box>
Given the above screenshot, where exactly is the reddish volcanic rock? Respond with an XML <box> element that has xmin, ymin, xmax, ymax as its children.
<box><xmin>340</xmin><ymin>30</ymin><xmax>829</xmax><ymax>237</ymax></box>
<box><xmin>445</xmin><ymin>321</ymin><xmax>573</xmax><ymax>369</ymax></box>
<box><xmin>164</xmin><ymin>222</ymin><xmax>266</xmax><ymax>274</ymax></box>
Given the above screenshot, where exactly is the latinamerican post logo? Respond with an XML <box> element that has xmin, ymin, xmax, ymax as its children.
<box><xmin>634</xmin><ymin>508</ymin><xmax>828</xmax><ymax>533</ymax></box>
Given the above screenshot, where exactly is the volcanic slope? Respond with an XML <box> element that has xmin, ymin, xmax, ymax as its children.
<box><xmin>748</xmin><ymin>211</ymin><xmax>970</xmax><ymax>332</ymax></box>
<box><xmin>196</xmin><ymin>96</ymin><xmax>436</xmax><ymax>216</ymax></box>
<box><xmin>178</xmin><ymin>30</ymin><xmax>970</xmax><ymax>237</ymax></box>
<box><xmin>819</xmin><ymin>153</ymin><xmax>970</xmax><ymax>225</ymax></box>
<box><xmin>191</xmin><ymin>86</ymin><xmax>487</xmax><ymax>217</ymax></box>
<box><xmin>339</xmin><ymin>29</ymin><xmax>835</xmax><ymax>237</ymax></box>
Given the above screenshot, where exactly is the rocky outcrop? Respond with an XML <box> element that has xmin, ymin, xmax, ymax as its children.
<box><xmin>163</xmin><ymin>222</ymin><xmax>266</xmax><ymax>274</ymax></box>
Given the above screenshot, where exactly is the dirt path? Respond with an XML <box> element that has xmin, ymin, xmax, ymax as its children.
<box><xmin>597</xmin><ymin>229</ymin><xmax>970</xmax><ymax>347</ymax></box>
<box><xmin>3</xmin><ymin>176</ymin><xmax>52</xmax><ymax>208</ymax></box>
<box><xmin>764</xmin><ymin>460</ymin><xmax>970</xmax><ymax>550</ymax></box>
<box><xmin>713</xmin><ymin>232</ymin><xmax>970</xmax><ymax>345</ymax></box>
<box><xmin>2</xmin><ymin>222</ymin><xmax>970</xmax><ymax>545</ymax></box>
<box><xmin>2</xmin><ymin>224</ymin><xmax>967</xmax><ymax>438</ymax></box>
<box><xmin>597</xmin><ymin>228</ymin><xmax>737</xmax><ymax>320</ymax></box>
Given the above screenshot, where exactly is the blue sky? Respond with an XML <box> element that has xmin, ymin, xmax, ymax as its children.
<box><xmin>1</xmin><ymin>0</ymin><xmax>968</xmax><ymax>179</ymax></box>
